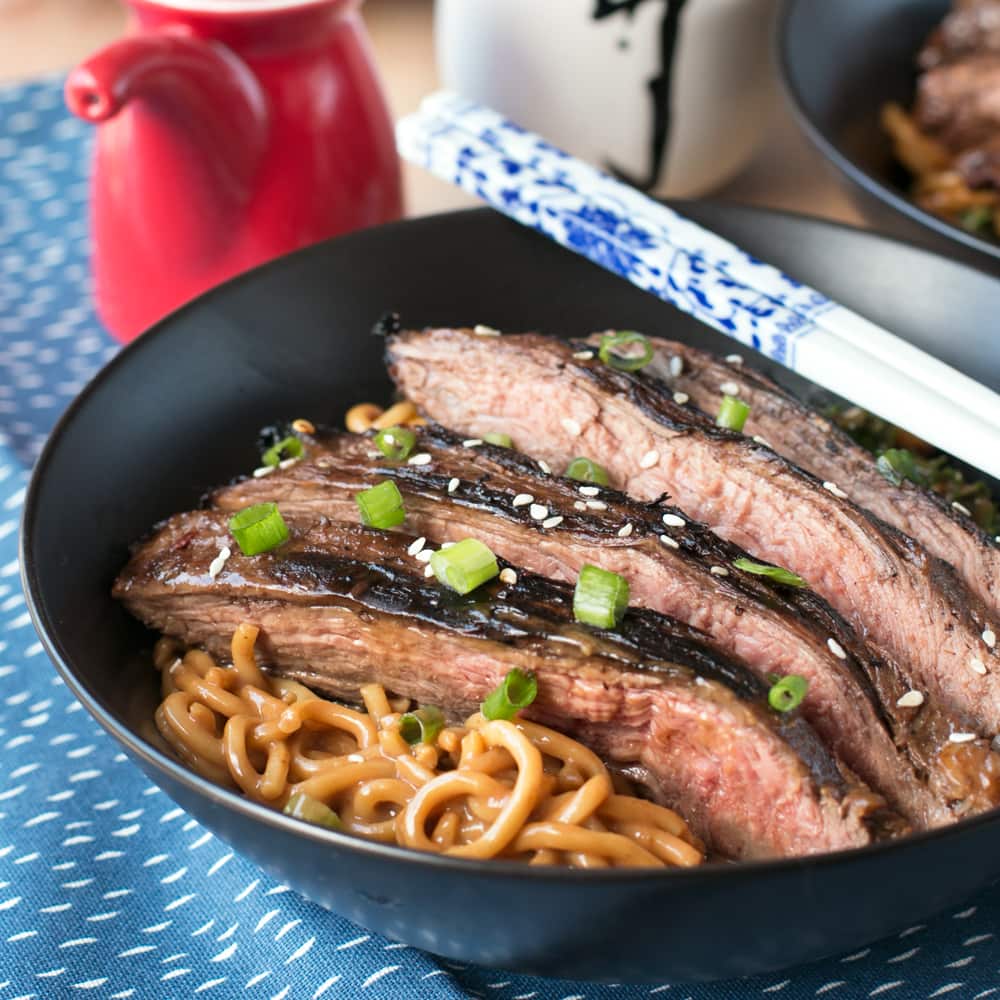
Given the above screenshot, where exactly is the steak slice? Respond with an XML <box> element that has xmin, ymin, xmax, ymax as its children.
<box><xmin>388</xmin><ymin>328</ymin><xmax>1000</xmax><ymax>742</ymax></box>
<box><xmin>638</xmin><ymin>336</ymin><xmax>1000</xmax><ymax>621</ymax></box>
<box><xmin>212</xmin><ymin>426</ymin><xmax>991</xmax><ymax>826</ymax></box>
<box><xmin>113</xmin><ymin>510</ymin><xmax>894</xmax><ymax>860</ymax></box>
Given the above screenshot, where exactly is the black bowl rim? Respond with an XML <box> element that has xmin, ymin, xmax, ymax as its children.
<box><xmin>20</xmin><ymin>204</ymin><xmax>1000</xmax><ymax>887</ymax></box>
<box><xmin>776</xmin><ymin>0</ymin><xmax>1000</xmax><ymax>266</ymax></box>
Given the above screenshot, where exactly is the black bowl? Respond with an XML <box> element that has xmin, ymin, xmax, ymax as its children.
<box><xmin>21</xmin><ymin>205</ymin><xmax>1000</xmax><ymax>983</ymax></box>
<box><xmin>779</xmin><ymin>0</ymin><xmax>1000</xmax><ymax>273</ymax></box>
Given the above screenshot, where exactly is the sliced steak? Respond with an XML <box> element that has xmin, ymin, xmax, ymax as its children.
<box><xmin>388</xmin><ymin>328</ymin><xmax>1000</xmax><ymax>744</ymax></box>
<box><xmin>914</xmin><ymin>55</ymin><xmax>1000</xmax><ymax>152</ymax></box>
<box><xmin>212</xmin><ymin>426</ymin><xmax>992</xmax><ymax>826</ymax></box>
<box><xmin>920</xmin><ymin>2</ymin><xmax>1000</xmax><ymax>70</ymax></box>
<box><xmin>637</xmin><ymin>336</ymin><xmax>1000</xmax><ymax>621</ymax></box>
<box><xmin>114</xmin><ymin>510</ymin><xmax>894</xmax><ymax>859</ymax></box>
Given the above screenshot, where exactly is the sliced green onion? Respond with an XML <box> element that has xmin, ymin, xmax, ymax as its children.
<box><xmin>483</xmin><ymin>432</ymin><xmax>514</xmax><ymax>448</ymax></box>
<box><xmin>355</xmin><ymin>480</ymin><xmax>405</xmax><ymax>529</ymax></box>
<box><xmin>430</xmin><ymin>537</ymin><xmax>499</xmax><ymax>595</ymax></box>
<box><xmin>716</xmin><ymin>395</ymin><xmax>750</xmax><ymax>432</ymax></box>
<box><xmin>573</xmin><ymin>564</ymin><xmax>630</xmax><ymax>629</ymax></box>
<box><xmin>598</xmin><ymin>330</ymin><xmax>654</xmax><ymax>372</ymax></box>
<box><xmin>732</xmin><ymin>557</ymin><xmax>806</xmax><ymax>588</ymax></box>
<box><xmin>374</xmin><ymin>426</ymin><xmax>417</xmax><ymax>462</ymax></box>
<box><xmin>398</xmin><ymin>706</ymin><xmax>445</xmax><ymax>745</ymax></box>
<box><xmin>768</xmin><ymin>674</ymin><xmax>809</xmax><ymax>713</ymax></box>
<box><xmin>262</xmin><ymin>435</ymin><xmax>304</xmax><ymax>468</ymax></box>
<box><xmin>482</xmin><ymin>668</ymin><xmax>538</xmax><ymax>721</ymax></box>
<box><xmin>876</xmin><ymin>448</ymin><xmax>921</xmax><ymax>488</ymax></box>
<box><xmin>228</xmin><ymin>502</ymin><xmax>289</xmax><ymax>556</ymax></box>
<box><xmin>565</xmin><ymin>456</ymin><xmax>610</xmax><ymax>486</ymax></box>
<box><xmin>960</xmin><ymin>205</ymin><xmax>994</xmax><ymax>233</ymax></box>
<box><xmin>283</xmin><ymin>790</ymin><xmax>343</xmax><ymax>830</ymax></box>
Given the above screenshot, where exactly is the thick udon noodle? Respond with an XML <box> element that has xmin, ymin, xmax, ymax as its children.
<box><xmin>154</xmin><ymin>624</ymin><xmax>703</xmax><ymax>869</ymax></box>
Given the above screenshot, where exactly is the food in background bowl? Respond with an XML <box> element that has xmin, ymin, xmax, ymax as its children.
<box><xmin>883</xmin><ymin>0</ymin><xmax>1000</xmax><ymax>238</ymax></box>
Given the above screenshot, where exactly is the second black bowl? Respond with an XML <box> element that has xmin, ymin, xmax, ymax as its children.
<box><xmin>779</xmin><ymin>0</ymin><xmax>1000</xmax><ymax>272</ymax></box>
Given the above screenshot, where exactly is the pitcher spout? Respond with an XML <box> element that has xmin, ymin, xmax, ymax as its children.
<box><xmin>66</xmin><ymin>32</ymin><xmax>268</xmax><ymax>187</ymax></box>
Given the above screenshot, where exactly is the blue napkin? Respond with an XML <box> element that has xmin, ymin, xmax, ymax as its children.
<box><xmin>1</xmin><ymin>75</ymin><xmax>999</xmax><ymax>1000</ymax></box>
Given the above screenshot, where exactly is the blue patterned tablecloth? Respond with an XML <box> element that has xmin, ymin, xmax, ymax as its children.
<box><xmin>1</xmin><ymin>74</ymin><xmax>1000</xmax><ymax>1000</ymax></box>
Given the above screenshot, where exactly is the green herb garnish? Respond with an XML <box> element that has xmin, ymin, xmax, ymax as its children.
<box><xmin>598</xmin><ymin>330</ymin><xmax>654</xmax><ymax>372</ymax></box>
<box><xmin>573</xmin><ymin>564</ymin><xmax>630</xmax><ymax>629</ymax></box>
<box><xmin>430</xmin><ymin>538</ymin><xmax>499</xmax><ymax>594</ymax></box>
<box><xmin>228</xmin><ymin>502</ymin><xmax>289</xmax><ymax>556</ymax></box>
<box><xmin>355</xmin><ymin>480</ymin><xmax>406</xmax><ymax>529</ymax></box>
<box><xmin>481</xmin><ymin>669</ymin><xmax>538</xmax><ymax>721</ymax></box>
<box><xmin>768</xmin><ymin>674</ymin><xmax>809</xmax><ymax>713</ymax></box>
<box><xmin>733</xmin><ymin>557</ymin><xmax>806</xmax><ymax>588</ymax></box>
<box><xmin>398</xmin><ymin>706</ymin><xmax>445</xmax><ymax>745</ymax></box>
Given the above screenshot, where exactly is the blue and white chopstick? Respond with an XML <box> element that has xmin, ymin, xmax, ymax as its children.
<box><xmin>397</xmin><ymin>93</ymin><xmax>1000</xmax><ymax>479</ymax></box>
<box><xmin>414</xmin><ymin>92</ymin><xmax>1000</xmax><ymax>430</ymax></box>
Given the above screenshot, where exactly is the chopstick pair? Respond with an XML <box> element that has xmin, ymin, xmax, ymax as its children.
<box><xmin>397</xmin><ymin>91</ymin><xmax>1000</xmax><ymax>479</ymax></box>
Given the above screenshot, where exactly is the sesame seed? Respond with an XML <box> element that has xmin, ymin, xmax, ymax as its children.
<box><xmin>499</xmin><ymin>568</ymin><xmax>518</xmax><ymax>585</ymax></box>
<box><xmin>823</xmin><ymin>481</ymin><xmax>849</xmax><ymax>500</ymax></box>
<box><xmin>529</xmin><ymin>504</ymin><xmax>549</xmax><ymax>521</ymax></box>
<box><xmin>639</xmin><ymin>450</ymin><xmax>659</xmax><ymax>469</ymax></box>
<box><xmin>416</xmin><ymin>549</ymin><xmax>434</xmax><ymax>563</ymax></box>
<box><xmin>725</xmin><ymin>354</ymin><xmax>744</xmax><ymax>366</ymax></box>
<box><xmin>719</xmin><ymin>381</ymin><xmax>741</xmax><ymax>396</ymax></box>
<box><xmin>463</xmin><ymin>439</ymin><xmax>483</xmax><ymax>448</ymax></box>
<box><xmin>407</xmin><ymin>537</ymin><xmax>426</xmax><ymax>557</ymax></box>
<box><xmin>709</xmin><ymin>565</ymin><xmax>729</xmax><ymax>577</ymax></box>
<box><xmin>512</xmin><ymin>494</ymin><xmax>533</xmax><ymax>508</ymax></box>
<box><xmin>950</xmin><ymin>732</ymin><xmax>977</xmax><ymax>744</ymax></box>
<box><xmin>440</xmin><ymin>541</ymin><xmax>455</xmax><ymax>549</ymax></box>
<box><xmin>561</xmin><ymin>417</ymin><xmax>582</xmax><ymax>437</ymax></box>
<box><xmin>827</xmin><ymin>638</ymin><xmax>847</xmax><ymax>660</ymax></box>
<box><xmin>617</xmin><ymin>523</ymin><xmax>634</xmax><ymax>538</ymax></box>
<box><xmin>447</xmin><ymin>478</ymin><xmax>460</xmax><ymax>494</ymax></box>
<box><xmin>970</xmin><ymin>656</ymin><xmax>988</xmax><ymax>676</ymax></box>
<box><xmin>579</xmin><ymin>486</ymin><xmax>601</xmax><ymax>497</ymax></box>
<box><xmin>585</xmin><ymin>500</ymin><xmax>608</xmax><ymax>511</ymax></box>
<box><xmin>424</xmin><ymin>564</ymin><xmax>435</xmax><ymax>578</ymax></box>
<box><xmin>672</xmin><ymin>392</ymin><xmax>689</xmax><ymax>405</ymax></box>
<box><xmin>473</xmin><ymin>324</ymin><xmax>500</xmax><ymax>336</ymax></box>
<box><xmin>367</xmin><ymin>450</ymin><xmax>383</xmax><ymax>459</ymax></box>
<box><xmin>538</xmin><ymin>460</ymin><xmax>552</xmax><ymax>474</ymax></box>
<box><xmin>659</xmin><ymin>534</ymin><xmax>680</xmax><ymax>550</ymax></box>
<box><xmin>896</xmin><ymin>690</ymin><xmax>924</xmax><ymax>708</ymax></box>
<box><xmin>208</xmin><ymin>546</ymin><xmax>231</xmax><ymax>580</ymax></box>
<box><xmin>572</xmin><ymin>350</ymin><xmax>595</xmax><ymax>361</ymax></box>
<box><xmin>952</xmin><ymin>501</ymin><xmax>972</xmax><ymax>517</ymax></box>
<box><xmin>542</xmin><ymin>515</ymin><xmax>564</xmax><ymax>529</ymax></box>
<box><xmin>252</xmin><ymin>466</ymin><xmax>275</xmax><ymax>478</ymax></box>
<box><xmin>668</xmin><ymin>356</ymin><xmax>683</xmax><ymax>377</ymax></box>
<box><xmin>347</xmin><ymin>753</ymin><xmax>364</xmax><ymax>763</ymax></box>
<box><xmin>278</xmin><ymin>457</ymin><xmax>300</xmax><ymax>470</ymax></box>
<box><xmin>752</xmin><ymin>435</ymin><xmax>773</xmax><ymax>449</ymax></box>
<box><xmin>662</xmin><ymin>513</ymin><xmax>685</xmax><ymax>528</ymax></box>
<box><xmin>983</xmin><ymin>628</ymin><xmax>996</xmax><ymax>649</ymax></box>
<box><xmin>573</xmin><ymin>501</ymin><xmax>587</xmax><ymax>511</ymax></box>
<box><xmin>408</xmin><ymin>453</ymin><xmax>432</xmax><ymax>466</ymax></box>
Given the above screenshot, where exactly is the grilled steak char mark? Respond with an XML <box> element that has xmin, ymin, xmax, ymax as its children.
<box><xmin>387</xmin><ymin>328</ymin><xmax>1000</xmax><ymax>741</ymax></box>
<box><xmin>213</xmin><ymin>426</ymin><xmax>994</xmax><ymax>827</ymax></box>
<box><xmin>114</xmin><ymin>511</ymin><xmax>894</xmax><ymax>860</ymax></box>
<box><xmin>640</xmin><ymin>336</ymin><xmax>1000</xmax><ymax>621</ymax></box>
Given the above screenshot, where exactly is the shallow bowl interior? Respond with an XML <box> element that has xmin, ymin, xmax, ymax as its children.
<box><xmin>21</xmin><ymin>204</ymin><xmax>1000</xmax><ymax>982</ymax></box>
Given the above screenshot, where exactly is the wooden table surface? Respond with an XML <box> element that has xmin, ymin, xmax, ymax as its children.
<box><xmin>0</xmin><ymin>0</ymin><xmax>865</xmax><ymax>227</ymax></box>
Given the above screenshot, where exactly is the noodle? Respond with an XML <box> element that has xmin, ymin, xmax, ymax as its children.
<box><xmin>153</xmin><ymin>625</ymin><xmax>704</xmax><ymax>869</ymax></box>
<box><xmin>882</xmin><ymin>101</ymin><xmax>1000</xmax><ymax>235</ymax></box>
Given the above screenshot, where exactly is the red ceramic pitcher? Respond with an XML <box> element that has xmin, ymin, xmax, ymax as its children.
<box><xmin>66</xmin><ymin>0</ymin><xmax>402</xmax><ymax>342</ymax></box>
